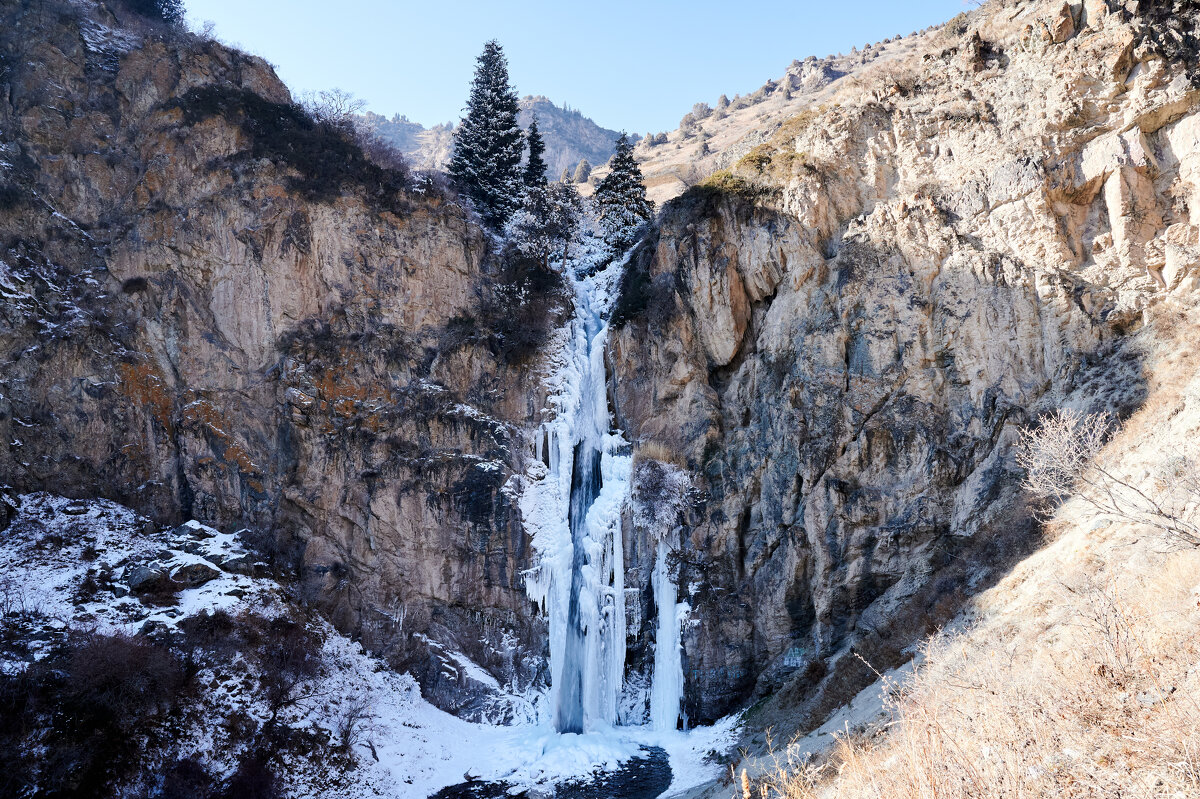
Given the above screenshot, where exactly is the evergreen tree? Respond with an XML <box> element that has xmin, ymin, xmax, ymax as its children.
<box><xmin>122</xmin><ymin>0</ymin><xmax>185</xmax><ymax>25</ymax></box>
<box><xmin>448</xmin><ymin>41</ymin><xmax>525</xmax><ymax>229</ymax></box>
<box><xmin>505</xmin><ymin>182</ymin><xmax>583</xmax><ymax>269</ymax></box>
<box><xmin>560</xmin><ymin>168</ymin><xmax>571</xmax><ymax>183</ymax></box>
<box><xmin>523</xmin><ymin>115</ymin><xmax>548</xmax><ymax>188</ymax></box>
<box><xmin>594</xmin><ymin>133</ymin><xmax>653</xmax><ymax>252</ymax></box>
<box><xmin>572</xmin><ymin>158</ymin><xmax>591</xmax><ymax>184</ymax></box>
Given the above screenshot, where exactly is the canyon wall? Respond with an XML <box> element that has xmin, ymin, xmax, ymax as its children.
<box><xmin>0</xmin><ymin>1</ymin><xmax>560</xmax><ymax>715</ymax></box>
<box><xmin>2</xmin><ymin>0</ymin><xmax>1199</xmax><ymax>734</ymax></box>
<box><xmin>611</xmin><ymin>0</ymin><xmax>1200</xmax><ymax>727</ymax></box>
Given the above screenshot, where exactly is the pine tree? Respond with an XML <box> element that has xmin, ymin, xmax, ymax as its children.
<box><xmin>560</xmin><ymin>168</ymin><xmax>571</xmax><ymax>183</ymax></box>
<box><xmin>594</xmin><ymin>133</ymin><xmax>653</xmax><ymax>253</ymax></box>
<box><xmin>572</xmin><ymin>158</ymin><xmax>591</xmax><ymax>184</ymax></box>
<box><xmin>523</xmin><ymin>115</ymin><xmax>548</xmax><ymax>188</ymax></box>
<box><xmin>448</xmin><ymin>41</ymin><xmax>525</xmax><ymax>229</ymax></box>
<box><xmin>123</xmin><ymin>0</ymin><xmax>185</xmax><ymax>25</ymax></box>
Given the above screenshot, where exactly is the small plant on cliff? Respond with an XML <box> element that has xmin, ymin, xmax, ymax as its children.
<box><xmin>449</xmin><ymin>40</ymin><xmax>525</xmax><ymax>230</ymax></box>
<box><xmin>594</xmin><ymin>133</ymin><xmax>653</xmax><ymax>253</ymax></box>
<box><xmin>299</xmin><ymin>88</ymin><xmax>365</xmax><ymax>134</ymax></box>
<box><xmin>1018</xmin><ymin>409</ymin><xmax>1200</xmax><ymax>548</ymax></box>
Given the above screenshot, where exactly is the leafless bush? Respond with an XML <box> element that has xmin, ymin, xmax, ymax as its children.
<box><xmin>334</xmin><ymin>694</ymin><xmax>374</xmax><ymax>752</ymax></box>
<box><xmin>1018</xmin><ymin>409</ymin><xmax>1200</xmax><ymax>548</ymax></box>
<box><xmin>0</xmin><ymin>575</ymin><xmax>31</xmax><ymax>618</ymax></box>
<box><xmin>356</xmin><ymin>133</ymin><xmax>410</xmax><ymax>175</ymax></box>
<box><xmin>299</xmin><ymin>88</ymin><xmax>365</xmax><ymax>133</ymax></box>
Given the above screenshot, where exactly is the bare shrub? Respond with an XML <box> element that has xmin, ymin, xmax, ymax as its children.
<box><xmin>334</xmin><ymin>694</ymin><xmax>375</xmax><ymax>753</ymax></box>
<box><xmin>1018</xmin><ymin>408</ymin><xmax>1200</xmax><ymax>547</ymax></box>
<box><xmin>0</xmin><ymin>631</ymin><xmax>191</xmax><ymax>798</ymax></box>
<box><xmin>299</xmin><ymin>88</ymin><xmax>365</xmax><ymax>133</ymax></box>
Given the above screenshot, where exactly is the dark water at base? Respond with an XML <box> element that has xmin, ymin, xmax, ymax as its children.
<box><xmin>428</xmin><ymin>746</ymin><xmax>672</xmax><ymax>799</ymax></box>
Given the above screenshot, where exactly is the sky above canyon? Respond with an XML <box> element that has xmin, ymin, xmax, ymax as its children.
<box><xmin>185</xmin><ymin>0</ymin><xmax>966</xmax><ymax>133</ymax></box>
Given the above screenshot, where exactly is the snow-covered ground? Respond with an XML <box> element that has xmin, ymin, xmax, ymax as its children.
<box><xmin>0</xmin><ymin>492</ymin><xmax>740</xmax><ymax>797</ymax></box>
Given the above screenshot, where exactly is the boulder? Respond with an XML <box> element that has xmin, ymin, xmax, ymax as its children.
<box><xmin>170</xmin><ymin>562</ymin><xmax>222</xmax><ymax>588</ymax></box>
<box><xmin>124</xmin><ymin>564</ymin><xmax>169</xmax><ymax>594</ymax></box>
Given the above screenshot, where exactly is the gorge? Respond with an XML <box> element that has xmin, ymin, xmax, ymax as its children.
<box><xmin>1</xmin><ymin>0</ymin><xmax>1200</xmax><ymax>797</ymax></box>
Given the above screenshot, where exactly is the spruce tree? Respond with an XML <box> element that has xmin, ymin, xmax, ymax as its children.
<box><xmin>524</xmin><ymin>115</ymin><xmax>548</xmax><ymax>188</ymax></box>
<box><xmin>505</xmin><ymin>182</ymin><xmax>583</xmax><ymax>269</ymax></box>
<box><xmin>560</xmin><ymin>168</ymin><xmax>571</xmax><ymax>183</ymax></box>
<box><xmin>594</xmin><ymin>133</ymin><xmax>653</xmax><ymax>252</ymax></box>
<box><xmin>449</xmin><ymin>40</ymin><xmax>525</xmax><ymax>229</ymax></box>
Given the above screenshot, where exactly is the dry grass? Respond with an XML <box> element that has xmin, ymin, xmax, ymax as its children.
<box><xmin>634</xmin><ymin>441</ymin><xmax>690</xmax><ymax>471</ymax></box>
<box><xmin>756</xmin><ymin>549</ymin><xmax>1200</xmax><ymax>798</ymax></box>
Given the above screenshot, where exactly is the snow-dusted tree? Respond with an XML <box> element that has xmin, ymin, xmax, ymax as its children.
<box><xmin>504</xmin><ymin>182</ymin><xmax>583</xmax><ymax>269</ymax></box>
<box><xmin>572</xmin><ymin>158</ymin><xmax>591</xmax><ymax>184</ymax></box>
<box><xmin>121</xmin><ymin>0</ymin><xmax>184</xmax><ymax>26</ymax></box>
<box><xmin>594</xmin><ymin>133</ymin><xmax>653</xmax><ymax>252</ymax></box>
<box><xmin>523</xmin><ymin>115</ymin><xmax>548</xmax><ymax>188</ymax></box>
<box><xmin>448</xmin><ymin>40</ymin><xmax>525</xmax><ymax>229</ymax></box>
<box><xmin>560</xmin><ymin>167</ymin><xmax>571</xmax><ymax>183</ymax></box>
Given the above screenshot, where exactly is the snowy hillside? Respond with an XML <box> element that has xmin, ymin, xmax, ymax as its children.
<box><xmin>0</xmin><ymin>492</ymin><xmax>739</xmax><ymax>797</ymax></box>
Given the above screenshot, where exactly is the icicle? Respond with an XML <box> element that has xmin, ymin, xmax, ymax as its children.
<box><xmin>650</xmin><ymin>537</ymin><xmax>688</xmax><ymax>731</ymax></box>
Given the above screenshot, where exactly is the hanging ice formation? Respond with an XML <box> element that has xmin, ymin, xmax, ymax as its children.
<box><xmin>520</xmin><ymin>251</ymin><xmax>685</xmax><ymax>734</ymax></box>
<box><xmin>650</xmin><ymin>534</ymin><xmax>687</xmax><ymax>731</ymax></box>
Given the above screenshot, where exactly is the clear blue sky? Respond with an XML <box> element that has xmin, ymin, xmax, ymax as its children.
<box><xmin>185</xmin><ymin>1</ymin><xmax>966</xmax><ymax>134</ymax></box>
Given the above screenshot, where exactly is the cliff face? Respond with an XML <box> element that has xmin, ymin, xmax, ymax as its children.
<box><xmin>0</xmin><ymin>1</ymin><xmax>562</xmax><ymax>714</ymax></box>
<box><xmin>610</xmin><ymin>0</ymin><xmax>1200</xmax><ymax>726</ymax></box>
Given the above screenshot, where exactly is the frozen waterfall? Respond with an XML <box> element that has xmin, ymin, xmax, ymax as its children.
<box><xmin>521</xmin><ymin>250</ymin><xmax>685</xmax><ymax>734</ymax></box>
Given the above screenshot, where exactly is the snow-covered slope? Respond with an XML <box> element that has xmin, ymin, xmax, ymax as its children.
<box><xmin>0</xmin><ymin>492</ymin><xmax>738</xmax><ymax>797</ymax></box>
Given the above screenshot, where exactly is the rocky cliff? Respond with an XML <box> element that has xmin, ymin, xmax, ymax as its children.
<box><xmin>609</xmin><ymin>0</ymin><xmax>1200</xmax><ymax>731</ymax></box>
<box><xmin>0</xmin><ymin>0</ymin><xmax>568</xmax><ymax>716</ymax></box>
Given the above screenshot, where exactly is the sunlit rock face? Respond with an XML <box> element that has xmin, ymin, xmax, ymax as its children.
<box><xmin>0</xmin><ymin>0</ymin><xmax>564</xmax><ymax>715</ymax></box>
<box><xmin>609</xmin><ymin>0</ymin><xmax>1200</xmax><ymax>725</ymax></box>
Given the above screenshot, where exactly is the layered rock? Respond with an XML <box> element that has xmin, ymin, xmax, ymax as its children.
<box><xmin>610</xmin><ymin>0</ymin><xmax>1200</xmax><ymax>728</ymax></box>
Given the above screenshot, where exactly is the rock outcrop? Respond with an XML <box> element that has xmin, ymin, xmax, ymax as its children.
<box><xmin>610</xmin><ymin>0</ymin><xmax>1200</xmax><ymax>728</ymax></box>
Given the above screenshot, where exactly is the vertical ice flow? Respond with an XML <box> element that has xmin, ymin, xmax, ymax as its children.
<box><xmin>522</xmin><ymin>257</ymin><xmax>630</xmax><ymax>733</ymax></box>
<box><xmin>521</xmin><ymin>248</ymin><xmax>685</xmax><ymax>733</ymax></box>
<box><xmin>650</xmin><ymin>537</ymin><xmax>686</xmax><ymax>731</ymax></box>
